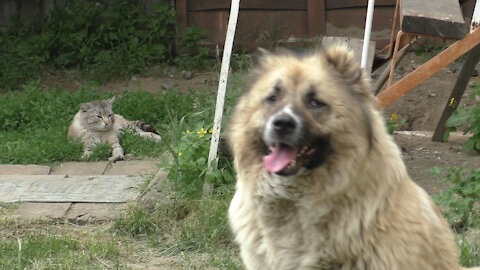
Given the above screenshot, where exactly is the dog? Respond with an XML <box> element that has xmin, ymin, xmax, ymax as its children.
<box><xmin>227</xmin><ymin>45</ymin><xmax>480</xmax><ymax>270</ymax></box>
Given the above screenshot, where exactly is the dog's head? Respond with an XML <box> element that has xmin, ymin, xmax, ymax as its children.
<box><xmin>228</xmin><ymin>45</ymin><xmax>377</xmax><ymax>179</ymax></box>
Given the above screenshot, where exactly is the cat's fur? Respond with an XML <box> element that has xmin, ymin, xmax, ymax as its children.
<box><xmin>68</xmin><ymin>97</ymin><xmax>161</xmax><ymax>162</ymax></box>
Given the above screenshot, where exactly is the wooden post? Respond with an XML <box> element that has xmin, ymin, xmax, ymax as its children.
<box><xmin>431</xmin><ymin>45</ymin><xmax>480</xmax><ymax>141</ymax></box>
<box><xmin>203</xmin><ymin>0</ymin><xmax>240</xmax><ymax>196</ymax></box>
<box><xmin>432</xmin><ymin>0</ymin><xmax>480</xmax><ymax>142</ymax></box>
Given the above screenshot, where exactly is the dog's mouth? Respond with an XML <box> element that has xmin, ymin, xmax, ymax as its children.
<box><xmin>263</xmin><ymin>138</ymin><xmax>330</xmax><ymax>176</ymax></box>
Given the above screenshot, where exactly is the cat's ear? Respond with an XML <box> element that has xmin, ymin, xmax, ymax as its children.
<box><xmin>105</xmin><ymin>96</ymin><xmax>116</xmax><ymax>106</ymax></box>
<box><xmin>80</xmin><ymin>103</ymin><xmax>92</xmax><ymax>113</ymax></box>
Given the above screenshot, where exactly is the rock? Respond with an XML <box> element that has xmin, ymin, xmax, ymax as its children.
<box><xmin>131</xmin><ymin>75</ymin><xmax>137</xmax><ymax>81</ymax></box>
<box><xmin>471</xmin><ymin>69</ymin><xmax>479</xmax><ymax>77</ymax></box>
<box><xmin>182</xmin><ymin>70</ymin><xmax>193</xmax><ymax>80</ymax></box>
<box><xmin>428</xmin><ymin>93</ymin><xmax>438</xmax><ymax>98</ymax></box>
<box><xmin>161</xmin><ymin>83</ymin><xmax>172</xmax><ymax>90</ymax></box>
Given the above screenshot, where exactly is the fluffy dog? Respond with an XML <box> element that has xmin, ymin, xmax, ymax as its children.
<box><xmin>227</xmin><ymin>45</ymin><xmax>479</xmax><ymax>270</ymax></box>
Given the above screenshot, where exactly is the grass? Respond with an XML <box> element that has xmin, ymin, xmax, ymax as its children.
<box><xmin>0</xmin><ymin>79</ymin><xmax>222</xmax><ymax>164</ymax></box>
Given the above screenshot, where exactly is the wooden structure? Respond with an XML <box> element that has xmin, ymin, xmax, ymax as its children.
<box><xmin>175</xmin><ymin>0</ymin><xmax>397</xmax><ymax>50</ymax></box>
<box><xmin>374</xmin><ymin>0</ymin><xmax>480</xmax><ymax>143</ymax></box>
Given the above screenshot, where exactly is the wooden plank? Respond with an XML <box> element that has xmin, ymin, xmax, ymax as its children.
<box><xmin>432</xmin><ymin>44</ymin><xmax>480</xmax><ymax>142</ymax></box>
<box><xmin>308</xmin><ymin>0</ymin><xmax>326</xmax><ymax>36</ymax></box>
<box><xmin>176</xmin><ymin>0</ymin><xmax>187</xmax><ymax>26</ymax></box>
<box><xmin>325</xmin><ymin>0</ymin><xmax>395</xmax><ymax>10</ymax></box>
<box><xmin>401</xmin><ymin>0</ymin><xmax>465</xmax><ymax>39</ymax></box>
<box><xmin>0</xmin><ymin>175</ymin><xmax>142</xmax><ymax>203</ymax></box>
<box><xmin>326</xmin><ymin>6</ymin><xmax>395</xmax><ymax>31</ymax></box>
<box><xmin>188</xmin><ymin>10</ymin><xmax>307</xmax><ymax>49</ymax></box>
<box><xmin>187</xmin><ymin>0</ymin><xmax>307</xmax><ymax>11</ymax></box>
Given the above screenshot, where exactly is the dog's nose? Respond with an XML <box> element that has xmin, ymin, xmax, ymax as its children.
<box><xmin>273</xmin><ymin>114</ymin><xmax>296</xmax><ymax>134</ymax></box>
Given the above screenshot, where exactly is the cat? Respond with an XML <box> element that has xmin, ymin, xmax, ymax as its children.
<box><xmin>68</xmin><ymin>96</ymin><xmax>161</xmax><ymax>162</ymax></box>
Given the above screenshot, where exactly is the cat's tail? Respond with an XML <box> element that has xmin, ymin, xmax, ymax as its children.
<box><xmin>132</xmin><ymin>120</ymin><xmax>159</xmax><ymax>135</ymax></box>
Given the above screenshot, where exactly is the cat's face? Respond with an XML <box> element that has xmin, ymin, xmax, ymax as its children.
<box><xmin>80</xmin><ymin>97</ymin><xmax>116</xmax><ymax>131</ymax></box>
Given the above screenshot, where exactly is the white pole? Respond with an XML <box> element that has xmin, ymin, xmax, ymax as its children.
<box><xmin>361</xmin><ymin>0</ymin><xmax>375</xmax><ymax>69</ymax></box>
<box><xmin>470</xmin><ymin>0</ymin><xmax>480</xmax><ymax>33</ymax></box>
<box><xmin>204</xmin><ymin>0</ymin><xmax>240</xmax><ymax>195</ymax></box>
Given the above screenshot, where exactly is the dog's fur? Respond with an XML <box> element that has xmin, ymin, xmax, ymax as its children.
<box><xmin>227</xmin><ymin>45</ymin><xmax>479</xmax><ymax>270</ymax></box>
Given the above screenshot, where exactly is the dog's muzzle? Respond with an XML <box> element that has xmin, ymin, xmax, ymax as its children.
<box><xmin>262</xmin><ymin>108</ymin><xmax>331</xmax><ymax>176</ymax></box>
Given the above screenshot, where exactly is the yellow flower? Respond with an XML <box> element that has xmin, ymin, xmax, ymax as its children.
<box><xmin>391</xmin><ymin>113</ymin><xmax>398</xmax><ymax>121</ymax></box>
<box><xmin>449</xmin><ymin>98</ymin><xmax>455</xmax><ymax>107</ymax></box>
<box><xmin>178</xmin><ymin>152</ymin><xmax>183</xmax><ymax>156</ymax></box>
<box><xmin>186</xmin><ymin>129</ymin><xmax>190</xmax><ymax>134</ymax></box>
<box><xmin>199</xmin><ymin>134</ymin><xmax>205</xmax><ymax>138</ymax></box>
<box><xmin>209</xmin><ymin>129</ymin><xmax>213</xmax><ymax>134</ymax></box>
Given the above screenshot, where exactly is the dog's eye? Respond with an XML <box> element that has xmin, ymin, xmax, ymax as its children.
<box><xmin>265</xmin><ymin>94</ymin><xmax>278</xmax><ymax>104</ymax></box>
<box><xmin>308</xmin><ymin>98</ymin><xmax>326</xmax><ymax>109</ymax></box>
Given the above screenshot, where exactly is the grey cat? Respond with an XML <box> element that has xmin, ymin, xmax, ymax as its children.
<box><xmin>68</xmin><ymin>96</ymin><xmax>161</xmax><ymax>162</ymax></box>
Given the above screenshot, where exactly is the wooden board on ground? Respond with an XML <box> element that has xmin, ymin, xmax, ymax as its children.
<box><xmin>323</xmin><ymin>36</ymin><xmax>375</xmax><ymax>76</ymax></box>
<box><xmin>0</xmin><ymin>175</ymin><xmax>143</xmax><ymax>203</ymax></box>
<box><xmin>401</xmin><ymin>0</ymin><xmax>465</xmax><ymax>40</ymax></box>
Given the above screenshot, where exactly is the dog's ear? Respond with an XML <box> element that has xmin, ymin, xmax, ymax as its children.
<box><xmin>321</xmin><ymin>44</ymin><xmax>363</xmax><ymax>85</ymax></box>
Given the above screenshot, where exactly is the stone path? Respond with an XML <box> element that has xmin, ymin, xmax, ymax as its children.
<box><xmin>0</xmin><ymin>160</ymin><xmax>166</xmax><ymax>224</ymax></box>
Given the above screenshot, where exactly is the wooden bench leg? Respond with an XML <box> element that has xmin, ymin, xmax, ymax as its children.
<box><xmin>432</xmin><ymin>44</ymin><xmax>480</xmax><ymax>142</ymax></box>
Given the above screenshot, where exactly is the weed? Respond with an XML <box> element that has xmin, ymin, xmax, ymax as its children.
<box><xmin>174</xmin><ymin>26</ymin><xmax>214</xmax><ymax>70</ymax></box>
<box><xmin>430</xmin><ymin>165</ymin><xmax>480</xmax><ymax>231</ymax></box>
<box><xmin>0</xmin><ymin>230</ymin><xmax>120</xmax><ymax>269</ymax></box>
<box><xmin>457</xmin><ymin>229</ymin><xmax>480</xmax><ymax>266</ymax></box>
<box><xmin>385</xmin><ymin>113</ymin><xmax>406</xmax><ymax>134</ymax></box>
<box><xmin>0</xmin><ymin>0</ymin><xmax>176</xmax><ymax>90</ymax></box>
<box><xmin>445</xmin><ymin>85</ymin><xmax>480</xmax><ymax>151</ymax></box>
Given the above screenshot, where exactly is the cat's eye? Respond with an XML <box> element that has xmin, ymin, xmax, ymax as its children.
<box><xmin>108</xmin><ymin>114</ymin><xmax>112</xmax><ymax>118</ymax></box>
<box><xmin>96</xmin><ymin>115</ymin><xmax>102</xmax><ymax>119</ymax></box>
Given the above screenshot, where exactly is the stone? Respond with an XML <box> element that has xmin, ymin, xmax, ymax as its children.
<box><xmin>182</xmin><ymin>70</ymin><xmax>193</xmax><ymax>80</ymax></box>
<box><xmin>0</xmin><ymin>175</ymin><xmax>142</xmax><ymax>203</ymax></box>
<box><xmin>161</xmin><ymin>83</ymin><xmax>172</xmax><ymax>90</ymax></box>
<box><xmin>0</xmin><ymin>164</ymin><xmax>51</xmax><ymax>175</ymax></box>
<box><xmin>13</xmin><ymin>203</ymin><xmax>71</xmax><ymax>221</ymax></box>
<box><xmin>50</xmin><ymin>161</ymin><xmax>109</xmax><ymax>175</ymax></box>
<box><xmin>66</xmin><ymin>203</ymin><xmax>127</xmax><ymax>224</ymax></box>
<box><xmin>105</xmin><ymin>160</ymin><xmax>158</xmax><ymax>176</ymax></box>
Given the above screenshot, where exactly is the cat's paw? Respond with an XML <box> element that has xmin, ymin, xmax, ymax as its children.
<box><xmin>150</xmin><ymin>133</ymin><xmax>162</xmax><ymax>142</ymax></box>
<box><xmin>108</xmin><ymin>154</ymin><xmax>124</xmax><ymax>162</ymax></box>
<box><xmin>109</xmin><ymin>147</ymin><xmax>125</xmax><ymax>162</ymax></box>
<box><xmin>82</xmin><ymin>151</ymin><xmax>92</xmax><ymax>160</ymax></box>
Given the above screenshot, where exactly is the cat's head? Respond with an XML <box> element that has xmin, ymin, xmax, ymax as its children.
<box><xmin>79</xmin><ymin>96</ymin><xmax>116</xmax><ymax>131</ymax></box>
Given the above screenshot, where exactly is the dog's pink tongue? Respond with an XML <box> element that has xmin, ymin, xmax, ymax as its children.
<box><xmin>263</xmin><ymin>144</ymin><xmax>297</xmax><ymax>173</ymax></box>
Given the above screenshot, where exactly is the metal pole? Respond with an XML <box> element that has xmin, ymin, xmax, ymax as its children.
<box><xmin>204</xmin><ymin>0</ymin><xmax>240</xmax><ymax>196</ymax></box>
<box><xmin>361</xmin><ymin>0</ymin><xmax>375</xmax><ymax>69</ymax></box>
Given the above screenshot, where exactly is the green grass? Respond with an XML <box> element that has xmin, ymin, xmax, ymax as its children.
<box><xmin>0</xmin><ymin>79</ymin><xmax>228</xmax><ymax>164</ymax></box>
<box><xmin>0</xmin><ymin>227</ymin><xmax>120</xmax><ymax>269</ymax></box>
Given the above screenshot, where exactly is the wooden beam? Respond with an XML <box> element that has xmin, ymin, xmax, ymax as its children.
<box><xmin>377</xmin><ymin>27</ymin><xmax>480</xmax><ymax>109</ymax></box>
<box><xmin>308</xmin><ymin>0</ymin><xmax>326</xmax><ymax>36</ymax></box>
<box><xmin>400</xmin><ymin>0</ymin><xmax>465</xmax><ymax>39</ymax></box>
<box><xmin>432</xmin><ymin>44</ymin><xmax>480</xmax><ymax>142</ymax></box>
